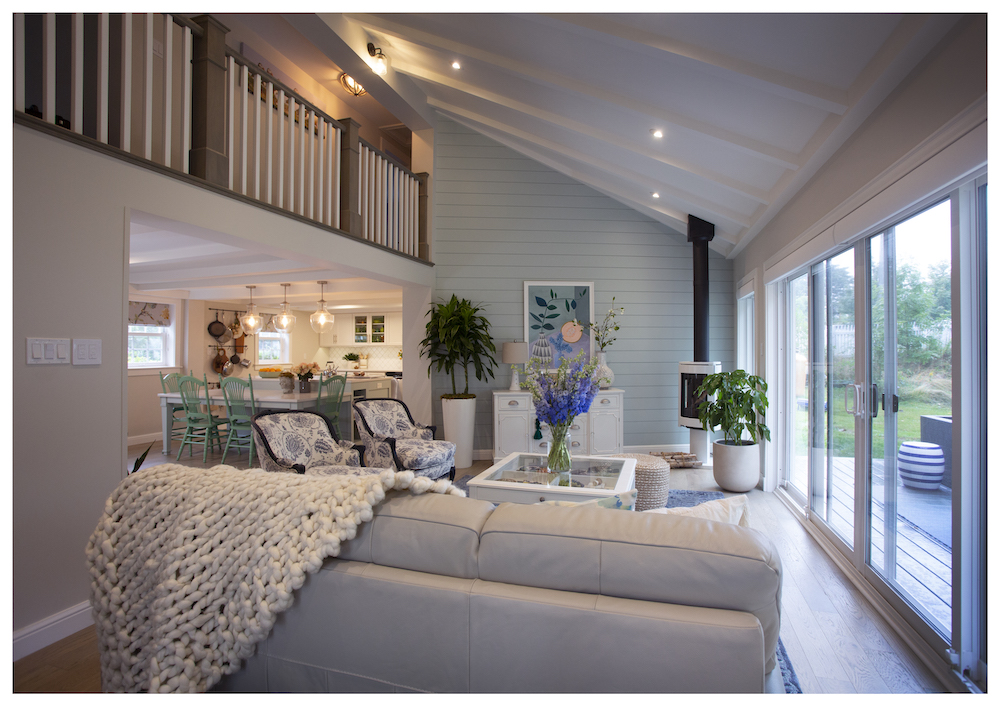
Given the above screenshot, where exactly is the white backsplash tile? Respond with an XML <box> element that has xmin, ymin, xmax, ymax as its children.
<box><xmin>324</xmin><ymin>346</ymin><xmax>403</xmax><ymax>371</ymax></box>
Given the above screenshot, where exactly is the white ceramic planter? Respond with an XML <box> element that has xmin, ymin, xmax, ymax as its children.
<box><xmin>441</xmin><ymin>396</ymin><xmax>476</xmax><ymax>469</ymax></box>
<box><xmin>712</xmin><ymin>440</ymin><xmax>761</xmax><ymax>492</ymax></box>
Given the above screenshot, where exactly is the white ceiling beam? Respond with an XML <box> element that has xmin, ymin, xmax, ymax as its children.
<box><xmin>279</xmin><ymin>12</ymin><xmax>435</xmax><ymax>131</ymax></box>
<box><xmin>430</xmin><ymin>98</ymin><xmax>754</xmax><ymax>232</ymax></box>
<box><xmin>348</xmin><ymin>13</ymin><xmax>802</xmax><ymax>170</ymax></box>
<box><xmin>535</xmin><ymin>13</ymin><xmax>850</xmax><ymax>115</ymax></box>
<box><xmin>399</xmin><ymin>63</ymin><xmax>769</xmax><ymax>206</ymax></box>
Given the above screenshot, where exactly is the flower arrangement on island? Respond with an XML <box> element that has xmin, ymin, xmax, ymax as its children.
<box><xmin>525</xmin><ymin>350</ymin><xmax>603</xmax><ymax>472</ymax></box>
<box><xmin>289</xmin><ymin>362</ymin><xmax>321</xmax><ymax>381</ymax></box>
<box><xmin>586</xmin><ymin>296</ymin><xmax>625</xmax><ymax>351</ymax></box>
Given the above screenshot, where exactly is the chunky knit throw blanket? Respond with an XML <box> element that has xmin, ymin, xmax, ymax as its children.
<box><xmin>85</xmin><ymin>463</ymin><xmax>464</xmax><ymax>693</ymax></box>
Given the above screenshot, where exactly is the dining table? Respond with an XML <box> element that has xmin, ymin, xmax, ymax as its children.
<box><xmin>158</xmin><ymin>389</ymin><xmax>325</xmax><ymax>455</ymax></box>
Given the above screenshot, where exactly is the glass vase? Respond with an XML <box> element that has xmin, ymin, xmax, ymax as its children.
<box><xmin>547</xmin><ymin>424</ymin><xmax>572</xmax><ymax>473</ymax></box>
<box><xmin>298</xmin><ymin>379</ymin><xmax>312</xmax><ymax>393</ymax></box>
<box><xmin>595</xmin><ymin>350</ymin><xmax>614</xmax><ymax>389</ymax></box>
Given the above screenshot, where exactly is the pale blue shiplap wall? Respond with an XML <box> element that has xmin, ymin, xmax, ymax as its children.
<box><xmin>430</xmin><ymin>117</ymin><xmax>733</xmax><ymax>454</ymax></box>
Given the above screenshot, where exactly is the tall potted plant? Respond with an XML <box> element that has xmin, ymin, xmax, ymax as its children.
<box><xmin>695</xmin><ymin>369</ymin><xmax>770</xmax><ymax>492</ymax></box>
<box><xmin>420</xmin><ymin>294</ymin><xmax>498</xmax><ymax>468</ymax></box>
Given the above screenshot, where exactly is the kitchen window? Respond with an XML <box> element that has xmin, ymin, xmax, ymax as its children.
<box><xmin>128</xmin><ymin>300</ymin><xmax>177</xmax><ymax>369</ymax></box>
<box><xmin>257</xmin><ymin>330</ymin><xmax>290</xmax><ymax>364</ymax></box>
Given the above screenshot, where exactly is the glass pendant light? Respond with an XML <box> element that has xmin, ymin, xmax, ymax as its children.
<box><xmin>239</xmin><ymin>285</ymin><xmax>265</xmax><ymax>336</ymax></box>
<box><xmin>274</xmin><ymin>283</ymin><xmax>296</xmax><ymax>333</ymax></box>
<box><xmin>310</xmin><ymin>280</ymin><xmax>335</xmax><ymax>334</ymax></box>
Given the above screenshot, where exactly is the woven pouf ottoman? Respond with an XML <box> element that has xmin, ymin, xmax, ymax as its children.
<box><xmin>611</xmin><ymin>453</ymin><xmax>670</xmax><ymax>511</ymax></box>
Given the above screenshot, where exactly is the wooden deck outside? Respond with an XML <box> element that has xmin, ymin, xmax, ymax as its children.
<box><xmin>806</xmin><ymin>456</ymin><xmax>952</xmax><ymax>633</ymax></box>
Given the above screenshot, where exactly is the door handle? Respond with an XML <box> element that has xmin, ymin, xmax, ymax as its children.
<box><xmin>892</xmin><ymin>394</ymin><xmax>899</xmax><ymax>413</ymax></box>
<box><xmin>871</xmin><ymin>383</ymin><xmax>879</xmax><ymax>418</ymax></box>
<box><xmin>846</xmin><ymin>384</ymin><xmax>857</xmax><ymax>415</ymax></box>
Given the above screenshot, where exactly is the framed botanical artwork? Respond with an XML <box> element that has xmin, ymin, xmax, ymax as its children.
<box><xmin>524</xmin><ymin>281</ymin><xmax>593</xmax><ymax>369</ymax></box>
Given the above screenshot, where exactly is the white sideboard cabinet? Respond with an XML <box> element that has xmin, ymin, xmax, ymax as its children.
<box><xmin>492</xmin><ymin>389</ymin><xmax>624</xmax><ymax>461</ymax></box>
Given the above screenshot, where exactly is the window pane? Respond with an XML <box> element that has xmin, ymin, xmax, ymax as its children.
<box><xmin>128</xmin><ymin>334</ymin><xmax>163</xmax><ymax>364</ymax></box>
<box><xmin>789</xmin><ymin>273</ymin><xmax>810</xmax><ymax>496</ymax></box>
<box><xmin>258</xmin><ymin>338</ymin><xmax>282</xmax><ymax>361</ymax></box>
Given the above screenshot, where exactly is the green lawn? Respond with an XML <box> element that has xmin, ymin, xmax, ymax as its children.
<box><xmin>795</xmin><ymin>393</ymin><xmax>949</xmax><ymax>460</ymax></box>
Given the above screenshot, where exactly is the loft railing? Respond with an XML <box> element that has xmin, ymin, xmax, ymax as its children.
<box><xmin>13</xmin><ymin>12</ymin><xmax>196</xmax><ymax>172</ymax></box>
<box><xmin>224</xmin><ymin>49</ymin><xmax>341</xmax><ymax>228</ymax></box>
<box><xmin>13</xmin><ymin>12</ymin><xmax>428</xmax><ymax>262</ymax></box>
<box><xmin>359</xmin><ymin>138</ymin><xmax>421</xmax><ymax>257</ymax></box>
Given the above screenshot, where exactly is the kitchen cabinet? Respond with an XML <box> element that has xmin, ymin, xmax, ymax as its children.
<box><xmin>492</xmin><ymin>389</ymin><xmax>624</xmax><ymax>461</ymax></box>
<box><xmin>330</xmin><ymin>313</ymin><xmax>402</xmax><ymax>347</ymax></box>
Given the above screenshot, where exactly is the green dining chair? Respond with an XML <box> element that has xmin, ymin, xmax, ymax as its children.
<box><xmin>315</xmin><ymin>374</ymin><xmax>347</xmax><ymax>434</ymax></box>
<box><xmin>176</xmin><ymin>374</ymin><xmax>227</xmax><ymax>462</ymax></box>
<box><xmin>219</xmin><ymin>375</ymin><xmax>258</xmax><ymax>467</ymax></box>
<box><xmin>160</xmin><ymin>371</ymin><xmax>186</xmax><ymax>446</ymax></box>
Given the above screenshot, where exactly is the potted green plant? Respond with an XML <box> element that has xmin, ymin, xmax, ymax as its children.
<box><xmin>695</xmin><ymin>369</ymin><xmax>770</xmax><ymax>492</ymax></box>
<box><xmin>342</xmin><ymin>352</ymin><xmax>361</xmax><ymax>370</ymax></box>
<box><xmin>419</xmin><ymin>294</ymin><xmax>498</xmax><ymax>468</ymax></box>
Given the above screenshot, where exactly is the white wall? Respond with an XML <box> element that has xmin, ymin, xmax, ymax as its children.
<box><xmin>12</xmin><ymin>124</ymin><xmax>435</xmax><ymax>641</ymax></box>
<box><xmin>432</xmin><ymin>118</ymin><xmax>734</xmax><ymax>452</ymax></box>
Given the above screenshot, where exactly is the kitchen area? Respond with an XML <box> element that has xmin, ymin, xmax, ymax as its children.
<box><xmin>129</xmin><ymin>291</ymin><xmax>407</xmax><ymax>450</ymax></box>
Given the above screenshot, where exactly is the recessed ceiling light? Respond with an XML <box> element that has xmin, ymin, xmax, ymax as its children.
<box><xmin>452</xmin><ymin>61</ymin><xmax>461</xmax><ymax>69</ymax></box>
<box><xmin>651</xmin><ymin>192</ymin><xmax>660</xmax><ymax>199</ymax></box>
<box><xmin>650</xmin><ymin>129</ymin><xmax>663</xmax><ymax>138</ymax></box>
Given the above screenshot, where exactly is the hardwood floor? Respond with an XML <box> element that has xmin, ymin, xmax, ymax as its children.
<box><xmin>13</xmin><ymin>447</ymin><xmax>945</xmax><ymax>693</ymax></box>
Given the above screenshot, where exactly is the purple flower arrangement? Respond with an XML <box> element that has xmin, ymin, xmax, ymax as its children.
<box><xmin>525</xmin><ymin>351</ymin><xmax>603</xmax><ymax>471</ymax></box>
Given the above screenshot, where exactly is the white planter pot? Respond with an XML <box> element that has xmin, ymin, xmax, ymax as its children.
<box><xmin>712</xmin><ymin>440</ymin><xmax>761</xmax><ymax>492</ymax></box>
<box><xmin>441</xmin><ymin>396</ymin><xmax>476</xmax><ymax>469</ymax></box>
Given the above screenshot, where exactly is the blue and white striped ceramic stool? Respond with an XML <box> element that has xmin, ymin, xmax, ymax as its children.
<box><xmin>898</xmin><ymin>441</ymin><xmax>945</xmax><ymax>490</ymax></box>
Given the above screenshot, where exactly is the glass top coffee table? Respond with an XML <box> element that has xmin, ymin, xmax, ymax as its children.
<box><xmin>466</xmin><ymin>452</ymin><xmax>636</xmax><ymax>505</ymax></box>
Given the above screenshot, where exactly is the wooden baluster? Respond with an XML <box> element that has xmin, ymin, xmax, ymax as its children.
<box><xmin>120</xmin><ymin>13</ymin><xmax>132</xmax><ymax>151</ymax></box>
<box><xmin>14</xmin><ymin>14</ymin><xmax>24</xmax><ymax>113</ymax></box>
<box><xmin>43</xmin><ymin>13</ymin><xmax>56</xmax><ymax>124</ymax></box>
<box><xmin>276</xmin><ymin>89</ymin><xmax>285</xmax><ymax>208</ymax></box>
<box><xmin>71</xmin><ymin>13</ymin><xmax>84</xmax><ymax>134</ymax></box>
<box><xmin>180</xmin><ymin>24</ymin><xmax>191</xmax><ymax>172</ymax></box>
<box><xmin>253</xmin><ymin>72</ymin><xmax>261</xmax><ymax>200</ymax></box>
<box><xmin>239</xmin><ymin>63</ymin><xmax>248</xmax><ymax>195</ymax></box>
<box><xmin>142</xmin><ymin>13</ymin><xmax>153</xmax><ymax>159</ymax></box>
<box><xmin>265</xmin><ymin>81</ymin><xmax>274</xmax><ymax>204</ymax></box>
<box><xmin>97</xmin><ymin>13</ymin><xmax>110</xmax><ymax>144</ymax></box>
<box><xmin>162</xmin><ymin>16</ymin><xmax>173</xmax><ymax>166</ymax></box>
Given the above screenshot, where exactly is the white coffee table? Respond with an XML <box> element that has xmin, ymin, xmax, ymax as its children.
<box><xmin>467</xmin><ymin>452</ymin><xmax>636</xmax><ymax>505</ymax></box>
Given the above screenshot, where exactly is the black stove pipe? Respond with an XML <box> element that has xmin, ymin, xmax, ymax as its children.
<box><xmin>688</xmin><ymin>215</ymin><xmax>715</xmax><ymax>362</ymax></box>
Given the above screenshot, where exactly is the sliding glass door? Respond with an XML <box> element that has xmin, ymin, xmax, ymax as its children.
<box><xmin>779</xmin><ymin>177</ymin><xmax>986</xmax><ymax>685</ymax></box>
<box><xmin>868</xmin><ymin>200</ymin><xmax>954</xmax><ymax>637</ymax></box>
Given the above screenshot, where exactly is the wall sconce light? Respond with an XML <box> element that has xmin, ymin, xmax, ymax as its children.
<box><xmin>239</xmin><ymin>285</ymin><xmax>265</xmax><ymax>336</ymax></box>
<box><xmin>367</xmin><ymin>43</ymin><xmax>389</xmax><ymax>76</ymax></box>
<box><xmin>274</xmin><ymin>283</ymin><xmax>296</xmax><ymax>333</ymax></box>
<box><xmin>310</xmin><ymin>281</ymin><xmax>335</xmax><ymax>334</ymax></box>
<box><xmin>340</xmin><ymin>73</ymin><xmax>366</xmax><ymax>97</ymax></box>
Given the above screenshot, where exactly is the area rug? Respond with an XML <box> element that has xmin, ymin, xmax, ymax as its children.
<box><xmin>776</xmin><ymin>638</ymin><xmax>803</xmax><ymax>693</ymax></box>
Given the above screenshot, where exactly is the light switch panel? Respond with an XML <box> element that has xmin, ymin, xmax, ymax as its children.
<box><xmin>26</xmin><ymin>338</ymin><xmax>71</xmax><ymax>364</ymax></box>
<box><xmin>73</xmin><ymin>338</ymin><xmax>102</xmax><ymax>365</ymax></box>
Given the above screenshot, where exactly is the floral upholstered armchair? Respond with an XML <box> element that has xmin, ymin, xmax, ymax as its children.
<box><xmin>250</xmin><ymin>410</ymin><xmax>374</xmax><ymax>476</ymax></box>
<box><xmin>352</xmin><ymin>399</ymin><xmax>456</xmax><ymax>480</ymax></box>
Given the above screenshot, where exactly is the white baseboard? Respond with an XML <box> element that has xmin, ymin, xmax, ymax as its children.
<box><xmin>13</xmin><ymin>601</ymin><xmax>94</xmax><ymax>661</ymax></box>
<box><xmin>128</xmin><ymin>431</ymin><xmax>162</xmax><ymax>447</ymax></box>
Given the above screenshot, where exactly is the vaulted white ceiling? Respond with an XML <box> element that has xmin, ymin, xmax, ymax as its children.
<box><xmin>132</xmin><ymin>13</ymin><xmax>964</xmax><ymax>306</ymax></box>
<box><xmin>287</xmin><ymin>12</ymin><xmax>962</xmax><ymax>255</ymax></box>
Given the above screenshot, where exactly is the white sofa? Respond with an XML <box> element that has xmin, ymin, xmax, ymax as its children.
<box><xmin>213</xmin><ymin>490</ymin><xmax>782</xmax><ymax>693</ymax></box>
